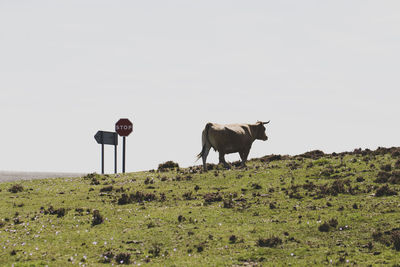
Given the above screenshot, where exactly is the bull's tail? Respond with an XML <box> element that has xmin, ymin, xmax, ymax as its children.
<box><xmin>196</xmin><ymin>145</ymin><xmax>206</xmax><ymax>162</ymax></box>
<box><xmin>196</xmin><ymin>123</ymin><xmax>212</xmax><ymax>161</ymax></box>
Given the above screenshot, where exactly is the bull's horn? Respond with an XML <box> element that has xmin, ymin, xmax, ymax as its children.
<box><xmin>263</xmin><ymin>120</ymin><xmax>270</xmax><ymax>125</ymax></box>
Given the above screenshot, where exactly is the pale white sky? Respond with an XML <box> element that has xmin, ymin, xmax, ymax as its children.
<box><xmin>1</xmin><ymin>1</ymin><xmax>399</xmax><ymax>173</ymax></box>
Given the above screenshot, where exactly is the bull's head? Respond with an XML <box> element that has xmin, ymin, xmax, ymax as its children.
<box><xmin>255</xmin><ymin>121</ymin><xmax>270</xmax><ymax>141</ymax></box>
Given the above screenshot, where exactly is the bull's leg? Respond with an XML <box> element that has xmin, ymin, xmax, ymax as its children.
<box><xmin>202</xmin><ymin>145</ymin><xmax>211</xmax><ymax>171</ymax></box>
<box><xmin>239</xmin><ymin>149</ymin><xmax>250</xmax><ymax>168</ymax></box>
<box><xmin>219</xmin><ymin>152</ymin><xmax>230</xmax><ymax>169</ymax></box>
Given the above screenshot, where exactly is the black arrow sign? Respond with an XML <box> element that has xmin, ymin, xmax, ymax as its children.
<box><xmin>94</xmin><ymin>131</ymin><xmax>118</xmax><ymax>145</ymax></box>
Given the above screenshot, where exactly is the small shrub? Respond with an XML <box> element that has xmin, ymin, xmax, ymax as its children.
<box><xmin>375</xmin><ymin>185</ymin><xmax>397</xmax><ymax>197</ymax></box>
<box><xmin>83</xmin><ymin>173</ymin><xmax>101</xmax><ymax>179</ymax></box>
<box><xmin>389</xmin><ymin>171</ymin><xmax>400</xmax><ymax>184</ymax></box>
<box><xmin>381</xmin><ymin>164</ymin><xmax>392</xmax><ymax>172</ymax></box>
<box><xmin>375</xmin><ymin>171</ymin><xmax>390</xmax><ymax>183</ymax></box>
<box><xmin>203</xmin><ymin>192</ymin><xmax>223</xmax><ymax>204</ymax></box>
<box><xmin>391</xmin><ymin>230</ymin><xmax>400</xmax><ymax>251</ymax></box>
<box><xmin>256</xmin><ymin>236</ymin><xmax>282</xmax><ymax>247</ymax></box>
<box><xmin>117</xmin><ymin>191</ymin><xmax>157</xmax><ymax>205</ymax></box>
<box><xmin>251</xmin><ymin>183</ymin><xmax>262</xmax><ymax>190</ymax></box>
<box><xmin>178</xmin><ymin>215</ymin><xmax>186</xmax><ymax>223</ymax></box>
<box><xmin>318</xmin><ymin>222</ymin><xmax>330</xmax><ymax>232</ymax></box>
<box><xmin>8</xmin><ymin>184</ymin><xmax>23</xmax><ymax>193</ymax></box>
<box><xmin>395</xmin><ymin>160</ymin><xmax>400</xmax><ymax>169</ymax></box>
<box><xmin>329</xmin><ymin>218</ymin><xmax>338</xmax><ymax>228</ymax></box>
<box><xmin>223</xmin><ymin>198</ymin><xmax>234</xmax><ymax>208</ymax></box>
<box><xmin>100</xmin><ymin>186</ymin><xmax>113</xmax><ymax>192</ymax></box>
<box><xmin>158</xmin><ymin>161</ymin><xmax>179</xmax><ymax>171</ymax></box>
<box><xmin>195</xmin><ymin>243</ymin><xmax>205</xmax><ymax>252</ymax></box>
<box><xmin>356</xmin><ymin>177</ymin><xmax>365</xmax><ymax>182</ymax></box>
<box><xmin>229</xmin><ymin>235</ymin><xmax>237</xmax><ymax>243</ymax></box>
<box><xmin>182</xmin><ymin>191</ymin><xmax>194</xmax><ymax>200</ymax></box>
<box><xmin>101</xmin><ymin>251</ymin><xmax>114</xmax><ymax>263</ymax></box>
<box><xmin>92</xmin><ymin>210</ymin><xmax>103</xmax><ymax>226</ymax></box>
<box><xmin>149</xmin><ymin>243</ymin><xmax>162</xmax><ymax>257</ymax></box>
<box><xmin>115</xmin><ymin>253</ymin><xmax>130</xmax><ymax>264</ymax></box>
<box><xmin>44</xmin><ymin>206</ymin><xmax>67</xmax><ymax>218</ymax></box>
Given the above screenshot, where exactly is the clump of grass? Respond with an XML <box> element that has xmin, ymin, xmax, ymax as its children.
<box><xmin>92</xmin><ymin>210</ymin><xmax>103</xmax><ymax>226</ymax></box>
<box><xmin>256</xmin><ymin>236</ymin><xmax>282</xmax><ymax>247</ymax></box>
<box><xmin>8</xmin><ymin>184</ymin><xmax>23</xmax><ymax>193</ymax></box>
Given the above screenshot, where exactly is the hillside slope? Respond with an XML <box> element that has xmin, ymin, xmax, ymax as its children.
<box><xmin>0</xmin><ymin>147</ymin><xmax>400</xmax><ymax>266</ymax></box>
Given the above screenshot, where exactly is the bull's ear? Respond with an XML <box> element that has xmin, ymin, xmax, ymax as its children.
<box><xmin>263</xmin><ymin>120</ymin><xmax>270</xmax><ymax>125</ymax></box>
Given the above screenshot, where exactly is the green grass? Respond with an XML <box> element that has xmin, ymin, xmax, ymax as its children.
<box><xmin>1</xmin><ymin>147</ymin><xmax>400</xmax><ymax>266</ymax></box>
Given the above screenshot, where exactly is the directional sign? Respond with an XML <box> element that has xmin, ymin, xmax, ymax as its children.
<box><xmin>94</xmin><ymin>131</ymin><xmax>118</xmax><ymax>145</ymax></box>
<box><xmin>115</xmin><ymin>119</ymin><xmax>133</xmax><ymax>137</ymax></box>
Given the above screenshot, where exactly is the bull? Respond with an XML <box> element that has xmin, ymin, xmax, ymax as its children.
<box><xmin>197</xmin><ymin>121</ymin><xmax>270</xmax><ymax>170</ymax></box>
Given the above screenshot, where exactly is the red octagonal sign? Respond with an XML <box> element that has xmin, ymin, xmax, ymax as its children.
<box><xmin>115</xmin><ymin>118</ymin><xmax>133</xmax><ymax>137</ymax></box>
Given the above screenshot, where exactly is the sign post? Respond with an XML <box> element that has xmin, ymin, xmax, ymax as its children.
<box><xmin>115</xmin><ymin>118</ymin><xmax>133</xmax><ymax>173</ymax></box>
<box><xmin>94</xmin><ymin>131</ymin><xmax>118</xmax><ymax>174</ymax></box>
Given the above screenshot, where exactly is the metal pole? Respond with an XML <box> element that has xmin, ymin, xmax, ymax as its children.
<box><xmin>114</xmin><ymin>144</ymin><xmax>117</xmax><ymax>174</ymax></box>
<box><xmin>101</xmin><ymin>143</ymin><xmax>104</xmax><ymax>174</ymax></box>
<box><xmin>122</xmin><ymin>136</ymin><xmax>126</xmax><ymax>173</ymax></box>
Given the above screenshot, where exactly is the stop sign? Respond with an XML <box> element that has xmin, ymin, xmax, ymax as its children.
<box><xmin>115</xmin><ymin>118</ymin><xmax>133</xmax><ymax>137</ymax></box>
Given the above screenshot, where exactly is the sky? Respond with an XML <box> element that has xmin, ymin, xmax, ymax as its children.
<box><xmin>1</xmin><ymin>1</ymin><xmax>399</xmax><ymax>174</ymax></box>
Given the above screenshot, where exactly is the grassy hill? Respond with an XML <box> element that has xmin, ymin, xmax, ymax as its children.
<box><xmin>1</xmin><ymin>147</ymin><xmax>400</xmax><ymax>266</ymax></box>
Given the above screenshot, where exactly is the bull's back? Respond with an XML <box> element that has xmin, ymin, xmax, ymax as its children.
<box><xmin>208</xmin><ymin>123</ymin><xmax>251</xmax><ymax>153</ymax></box>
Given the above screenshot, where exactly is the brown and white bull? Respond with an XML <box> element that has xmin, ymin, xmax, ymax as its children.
<box><xmin>197</xmin><ymin>121</ymin><xmax>270</xmax><ymax>170</ymax></box>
